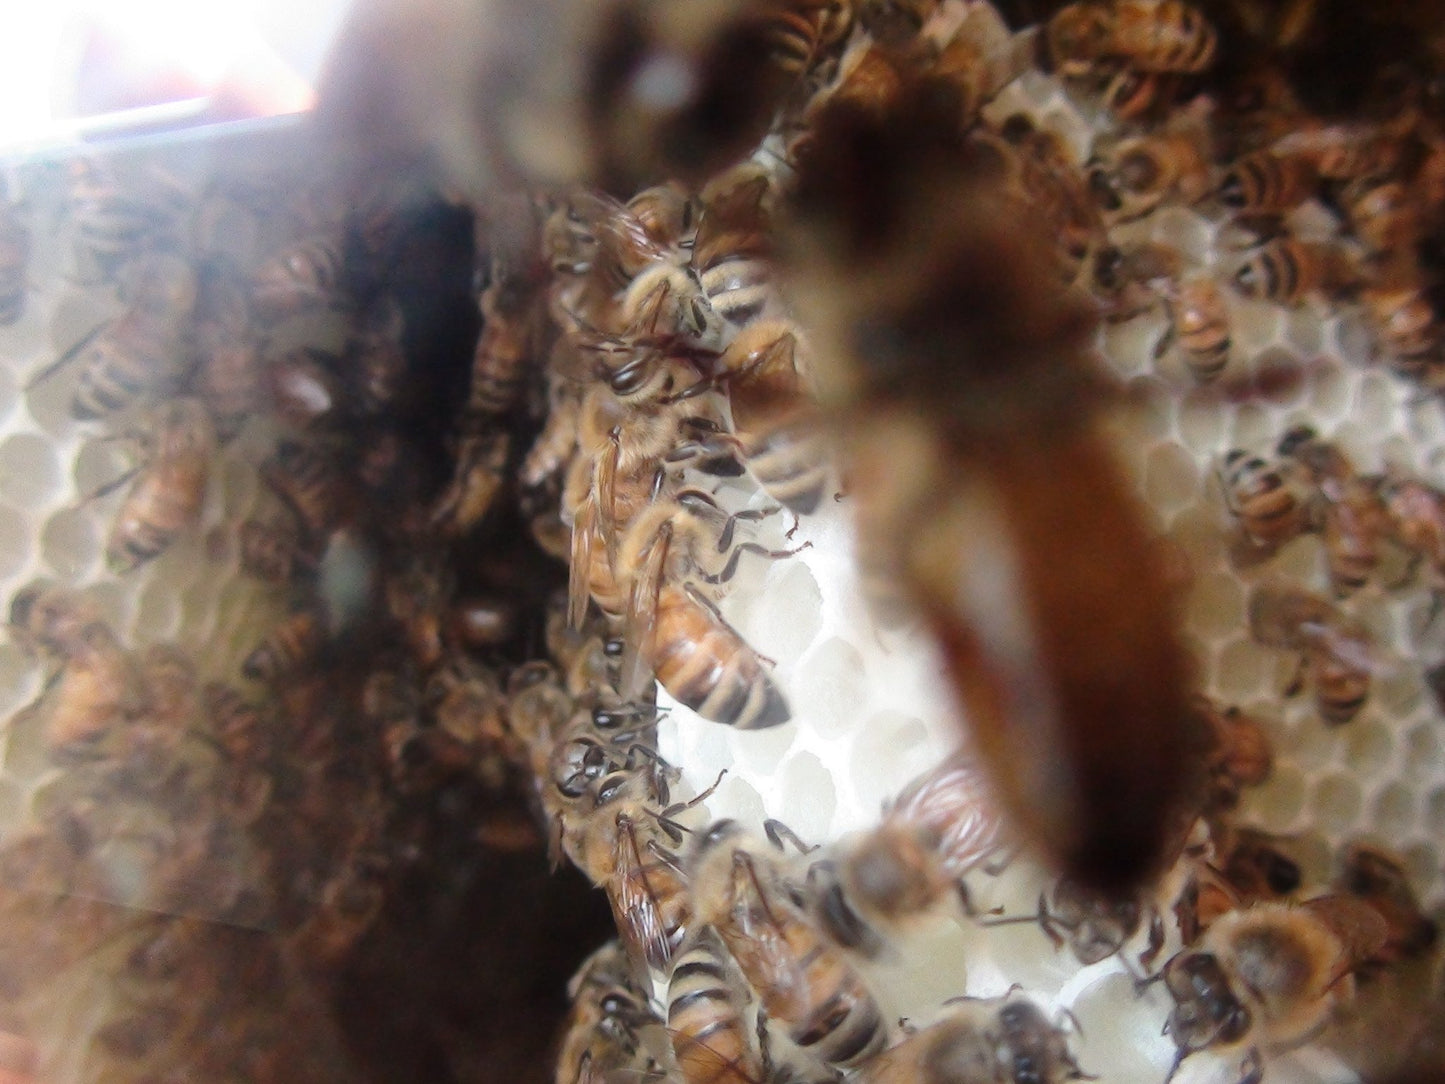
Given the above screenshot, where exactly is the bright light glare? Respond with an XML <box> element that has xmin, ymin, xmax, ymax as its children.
<box><xmin>0</xmin><ymin>0</ymin><xmax>346</xmax><ymax>154</ymax></box>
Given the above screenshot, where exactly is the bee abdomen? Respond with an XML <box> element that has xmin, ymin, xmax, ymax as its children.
<box><xmin>698</xmin><ymin>258</ymin><xmax>773</xmax><ymax>328</ymax></box>
<box><xmin>745</xmin><ymin>426</ymin><xmax>827</xmax><ymax>514</ymax></box>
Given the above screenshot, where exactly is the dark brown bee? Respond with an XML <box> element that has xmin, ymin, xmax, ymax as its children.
<box><xmin>988</xmin><ymin>876</ymin><xmax>1159</xmax><ymax>969</ymax></box>
<box><xmin>1341</xmin><ymin>174</ymin><xmax>1420</xmax><ymax>255</ymax></box>
<box><xmin>786</xmin><ymin>88</ymin><xmax>1202</xmax><ymax>894</ymax></box>
<box><xmin>250</xmin><ymin>236</ymin><xmax>346</xmax><ymax>317</ymax></box>
<box><xmin>97</xmin><ymin>398</ymin><xmax>215</xmax><ymax>573</ymax></box>
<box><xmin>466</xmin><ymin>264</ymin><xmax>541</xmax><ymax>422</ymax></box>
<box><xmin>260</xmin><ymin>440</ymin><xmax>353</xmax><ymax>545</ymax></box>
<box><xmin>1232</xmin><ymin>239</ymin><xmax>1354</xmax><ymax>306</ymax></box>
<box><xmin>1277</xmin><ymin>425</ymin><xmax>1392</xmax><ymax>596</ymax></box>
<box><xmin>1218</xmin><ymin>150</ymin><xmax>1319</xmax><ymax>215</ymax></box>
<box><xmin>242</xmin><ymin>611</ymin><xmax>325</xmax><ymax>684</ymax></box>
<box><xmin>1248</xmin><ymin>585</ymin><xmax>1373</xmax><ymax>726</ymax></box>
<box><xmin>1046</xmin><ymin>0</ymin><xmax>1217</xmax><ymax>76</ymax></box>
<box><xmin>430</xmin><ymin>431</ymin><xmax>511</xmax><ymax>536</ymax></box>
<box><xmin>1335</xmin><ymin>843</ymin><xmax>1438</xmax><ymax>964</ymax></box>
<box><xmin>1196</xmin><ymin>698</ymin><xmax>1274</xmax><ymax>813</ymax></box>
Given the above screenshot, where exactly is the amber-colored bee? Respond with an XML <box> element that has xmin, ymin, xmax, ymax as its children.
<box><xmin>27</xmin><ymin>620</ymin><xmax>145</xmax><ymax>759</ymax></box>
<box><xmin>1046</xmin><ymin>0</ymin><xmax>1217</xmax><ymax>76</ymax></box>
<box><xmin>1231</xmin><ymin>239</ymin><xmax>1354</xmax><ymax>306</ymax></box>
<box><xmin>786</xmin><ymin>92</ymin><xmax>1201</xmax><ymax>894</ymax></box>
<box><xmin>1218</xmin><ymin>150</ymin><xmax>1319</xmax><ymax>215</ymax></box>
<box><xmin>30</xmin><ymin>253</ymin><xmax>197</xmax><ymax>420</ymax></box>
<box><xmin>202</xmin><ymin>681</ymin><xmax>270</xmax><ymax>764</ymax></box>
<box><xmin>1335</xmin><ymin>843</ymin><xmax>1438</xmax><ymax>964</ymax></box>
<box><xmin>242</xmin><ymin>611</ymin><xmax>325</xmax><ymax>684</ymax></box>
<box><xmin>64</xmin><ymin>157</ymin><xmax>192</xmax><ymax>279</ymax></box>
<box><xmin>1218</xmin><ymin>446</ymin><xmax>1312</xmax><ymax>554</ymax></box>
<box><xmin>98</xmin><ymin>398</ymin><xmax>215</xmax><ymax>573</ymax></box>
<box><xmin>1195</xmin><ymin>698</ymin><xmax>1273</xmax><ymax>813</ymax></box>
<box><xmin>0</xmin><ymin>193</ymin><xmax>30</xmax><ymax>325</ymax></box>
<box><xmin>556</xmin><ymin>941</ymin><xmax>663</xmax><ymax>1084</ymax></box>
<box><xmin>465</xmin><ymin>265</ymin><xmax>541</xmax><ymax>422</ymax></box>
<box><xmin>1362</xmin><ymin>280</ymin><xmax>1441</xmax><ymax>377</ymax></box>
<box><xmin>690</xmin><ymin>820</ymin><xmax>887</xmax><ymax>1067</ymax></box>
<box><xmin>236</xmin><ymin>518</ymin><xmax>313</xmax><ymax>584</ymax></box>
<box><xmin>666</xmin><ymin>928</ymin><xmax>766</xmax><ymax>1084</ymax></box>
<box><xmin>8</xmin><ymin>584</ymin><xmax>102</xmax><ymax>656</ymax></box>
<box><xmin>1088</xmin><ymin>131</ymin><xmax>1212</xmax><ymax>222</ymax></box>
<box><xmin>430</xmin><ymin>431</ymin><xmax>511</xmax><ymax>536</ymax></box>
<box><xmin>260</xmin><ymin>440</ymin><xmax>352</xmax><ymax>544</ymax></box>
<box><xmin>989</xmin><ymin>875</ymin><xmax>1159</xmax><ymax>970</ymax></box>
<box><xmin>1277</xmin><ymin>425</ymin><xmax>1392</xmax><ymax>596</ymax></box>
<box><xmin>250</xmin><ymin>236</ymin><xmax>346</xmax><ymax>317</ymax></box>
<box><xmin>692</xmin><ymin>166</ymin><xmax>781</xmax><ymax>330</ymax></box>
<box><xmin>1378</xmin><ymin>469</ymin><xmax>1445</xmax><ymax>581</ymax></box>
<box><xmin>1341</xmin><ymin>174</ymin><xmax>1420</xmax><ymax>255</ymax></box>
<box><xmin>861</xmin><ymin>996</ymin><xmax>1086</xmax><ymax>1084</ymax></box>
<box><xmin>1248</xmin><ymin>585</ymin><xmax>1373</xmax><ymax>725</ymax></box>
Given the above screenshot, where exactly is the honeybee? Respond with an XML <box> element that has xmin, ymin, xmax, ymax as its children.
<box><xmin>989</xmin><ymin>876</ymin><xmax>1159</xmax><ymax>969</ymax></box>
<box><xmin>266</xmin><ymin>348</ymin><xmax>348</xmax><ymax>430</ymax></box>
<box><xmin>447</xmin><ymin>595</ymin><xmax>519</xmax><ymax>652</ymax></box>
<box><xmin>348</xmin><ymin>296</ymin><xmax>407</xmax><ymax>416</ymax></box>
<box><xmin>466</xmin><ymin>263</ymin><xmax>541</xmax><ymax>423</ymax></box>
<box><xmin>1195</xmin><ymin>697</ymin><xmax>1274</xmax><ymax>812</ymax></box>
<box><xmin>1361</xmin><ymin>280</ymin><xmax>1441</xmax><ymax>376</ymax></box>
<box><xmin>260</xmin><ymin>439</ymin><xmax>353</xmax><ymax>544</ymax></box>
<box><xmin>666</xmin><ymin>927</ymin><xmax>766</xmax><ymax>1084</ymax></box>
<box><xmin>692</xmin><ymin>166</ymin><xmax>781</xmax><ymax>331</ymax></box>
<box><xmin>202</xmin><ymin>682</ymin><xmax>270</xmax><ymax>764</ymax></box>
<box><xmin>1341</xmin><ymin>174</ymin><xmax>1419</xmax><ymax>255</ymax></box>
<box><xmin>713</xmin><ymin>319</ymin><xmax>829</xmax><ymax>513</ymax></box>
<box><xmin>1091</xmin><ymin>240</ymin><xmax>1181</xmax><ymax>322</ymax></box>
<box><xmin>1159</xmin><ymin>277</ymin><xmax>1233</xmax><ymax>383</ymax></box>
<box><xmin>97</xmin><ymin>399</ymin><xmax>215</xmax><ymax>573</ymax></box>
<box><xmin>31</xmin><ymin>253</ymin><xmax>197</xmax><ymax>420</ymax></box>
<box><xmin>1088</xmin><ymin>130</ymin><xmax>1212</xmax><ymax>222</ymax></box>
<box><xmin>557</xmin><ymin>940</ymin><xmax>663</xmax><ymax>1084</ymax></box>
<box><xmin>1378</xmin><ymin>468</ymin><xmax>1445</xmax><ymax>581</ymax></box>
<box><xmin>689</xmin><ymin>820</ymin><xmax>887</xmax><ymax>1067</ymax></box>
<box><xmin>0</xmin><ymin>192</ymin><xmax>30</xmax><ymax>324</ymax></box>
<box><xmin>1174</xmin><ymin>831</ymin><xmax>1302</xmax><ymax>947</ymax></box>
<box><xmin>1000</xmin><ymin>117</ymin><xmax>1104</xmax><ymax>286</ymax></box>
<box><xmin>64</xmin><ymin>157</ymin><xmax>192</xmax><ymax>279</ymax></box>
<box><xmin>31</xmin><ymin>621</ymin><xmax>145</xmax><ymax>759</ymax></box>
<box><xmin>1335</xmin><ymin>843</ymin><xmax>1438</xmax><ymax>964</ymax></box>
<box><xmin>250</xmin><ymin>236</ymin><xmax>346</xmax><ymax>317</ymax></box>
<box><xmin>785</xmin><ymin>90</ymin><xmax>1200</xmax><ymax>893</ymax></box>
<box><xmin>8</xmin><ymin>583</ymin><xmax>102</xmax><ymax>656</ymax></box>
<box><xmin>236</xmin><ymin>517</ymin><xmax>314</xmax><ymax>584</ymax></box>
<box><xmin>1218</xmin><ymin>150</ymin><xmax>1320</xmax><ymax>216</ymax></box>
<box><xmin>1218</xmin><ymin>446</ymin><xmax>1313</xmax><ymax>555</ymax></box>
<box><xmin>1046</xmin><ymin>0</ymin><xmax>1218</xmax><ymax>76</ymax></box>
<box><xmin>1231</xmin><ymin>238</ymin><xmax>1354</xmax><ymax>305</ymax></box>
<box><xmin>430</xmin><ymin>431</ymin><xmax>511</xmax><ymax>536</ymax></box>
<box><xmin>857</xmin><ymin>995</ymin><xmax>1088</xmax><ymax>1084</ymax></box>
<box><xmin>1164</xmin><ymin>896</ymin><xmax>1389</xmax><ymax>1076</ymax></box>
<box><xmin>242</xmin><ymin>610</ymin><xmax>326</xmax><ymax>684</ymax></box>
<box><xmin>1248</xmin><ymin>585</ymin><xmax>1373</xmax><ymax>725</ymax></box>
<box><xmin>1277</xmin><ymin>425</ymin><xmax>1392</xmax><ymax>596</ymax></box>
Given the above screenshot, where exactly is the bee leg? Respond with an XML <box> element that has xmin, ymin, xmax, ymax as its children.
<box><xmin>1137</xmin><ymin>905</ymin><xmax>1167</xmax><ymax>973</ymax></box>
<box><xmin>23</xmin><ymin>322</ymin><xmax>103</xmax><ymax>391</ymax></box>
<box><xmin>78</xmin><ymin>466</ymin><xmax>141</xmax><ymax>505</ymax></box>
<box><xmin>956</xmin><ymin>880</ymin><xmax>1004</xmax><ymax>917</ymax></box>
<box><xmin>762</xmin><ymin>818</ymin><xmax>815</xmax><ymax>854</ymax></box>
<box><xmin>653</xmin><ymin>768</ymin><xmax>727</xmax><ymax>840</ymax></box>
<box><xmin>713</xmin><ymin>505</ymin><xmax>782</xmax><ymax>554</ymax></box>
<box><xmin>702</xmin><ymin>541</ymin><xmax>814</xmax><ymax>584</ymax></box>
<box><xmin>1283</xmin><ymin>652</ymin><xmax>1308</xmax><ymax>697</ymax></box>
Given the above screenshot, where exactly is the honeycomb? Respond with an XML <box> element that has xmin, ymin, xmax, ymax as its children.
<box><xmin>0</xmin><ymin>1</ymin><xmax>1443</xmax><ymax>1082</ymax></box>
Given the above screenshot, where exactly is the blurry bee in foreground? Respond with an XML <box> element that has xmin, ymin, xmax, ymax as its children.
<box><xmin>0</xmin><ymin>191</ymin><xmax>30</xmax><ymax>324</ymax></box>
<box><xmin>89</xmin><ymin>398</ymin><xmax>215</xmax><ymax>573</ymax></box>
<box><xmin>857</xmin><ymin>995</ymin><xmax>1088</xmax><ymax>1084</ymax></box>
<box><xmin>64</xmin><ymin>157</ymin><xmax>192</xmax><ymax>280</ymax></box>
<box><xmin>784</xmin><ymin>85</ymin><xmax>1202</xmax><ymax>894</ymax></box>
<box><xmin>689</xmin><ymin>820</ymin><xmax>887</xmax><ymax>1067</ymax></box>
<box><xmin>235</xmin><ymin>517</ymin><xmax>315</xmax><ymax>584</ymax></box>
<box><xmin>1217</xmin><ymin>445</ymin><xmax>1312</xmax><ymax>557</ymax></box>
<box><xmin>1276</xmin><ymin>425</ymin><xmax>1392</xmax><ymax>596</ymax></box>
<box><xmin>1334</xmin><ymin>843</ymin><xmax>1438</xmax><ymax>964</ymax></box>
<box><xmin>1340</xmin><ymin>174</ymin><xmax>1420</xmax><ymax>256</ymax></box>
<box><xmin>29</xmin><ymin>253</ymin><xmax>197</xmax><ymax>420</ymax></box>
<box><xmin>1248</xmin><ymin>584</ymin><xmax>1374</xmax><ymax>725</ymax></box>
<box><xmin>250</xmin><ymin>235</ymin><xmax>346</xmax><ymax>318</ymax></box>
<box><xmin>666</xmin><ymin>927</ymin><xmax>766</xmax><ymax>1084</ymax></box>
<box><xmin>1087</xmin><ymin>129</ymin><xmax>1212</xmax><ymax>223</ymax></box>
<box><xmin>1378</xmin><ymin>468</ymin><xmax>1445</xmax><ymax>586</ymax></box>
<box><xmin>1162</xmin><ymin>896</ymin><xmax>1388</xmax><ymax>1080</ymax></box>
<box><xmin>242</xmin><ymin>609</ymin><xmax>326</xmax><ymax>684</ymax></box>
<box><xmin>1046</xmin><ymin>0</ymin><xmax>1218</xmax><ymax>77</ymax></box>
<box><xmin>556</xmin><ymin>940</ymin><xmax>663</xmax><ymax>1084</ymax></box>
<box><xmin>1231</xmin><ymin>238</ymin><xmax>1356</xmax><ymax>306</ymax></box>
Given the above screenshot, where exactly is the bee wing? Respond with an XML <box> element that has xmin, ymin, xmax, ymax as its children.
<box><xmin>569</xmin><ymin>497</ymin><xmax>597</xmax><ymax>630</ymax></box>
<box><xmin>727</xmin><ymin>855</ymin><xmax>810</xmax><ymax>1018</ymax></box>
<box><xmin>887</xmin><ymin>752</ymin><xmax>1007</xmax><ymax>877</ymax></box>
<box><xmin>665</xmin><ymin>1028</ymin><xmax>759</xmax><ymax>1084</ymax></box>
<box><xmin>621</xmin><ymin>528</ymin><xmax>669</xmax><ymax>702</ymax></box>
<box><xmin>596</xmin><ymin>436</ymin><xmax>621</xmax><ymax>567</ymax></box>
<box><xmin>609</xmin><ymin>821</ymin><xmax>675</xmax><ymax>973</ymax></box>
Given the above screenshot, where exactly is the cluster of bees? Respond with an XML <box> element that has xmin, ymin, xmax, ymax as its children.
<box><xmin>0</xmin><ymin>0</ymin><xmax>1444</xmax><ymax>1081</ymax></box>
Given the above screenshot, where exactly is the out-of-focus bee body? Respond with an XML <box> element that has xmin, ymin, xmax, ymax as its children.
<box><xmin>1277</xmin><ymin>426</ymin><xmax>1392</xmax><ymax>596</ymax></box>
<box><xmin>0</xmin><ymin>196</ymin><xmax>30</xmax><ymax>324</ymax></box>
<box><xmin>260</xmin><ymin>440</ymin><xmax>352</xmax><ymax>545</ymax></box>
<box><xmin>521</xmin><ymin>382</ymin><xmax>583</xmax><ymax>492</ymax></box>
<box><xmin>1162</xmin><ymin>277</ymin><xmax>1232</xmax><ymax>382</ymax></box>
<box><xmin>693</xmin><ymin>168</ymin><xmax>781</xmax><ymax>331</ymax></box>
<box><xmin>1219</xmin><ymin>447</ymin><xmax>1312</xmax><ymax>554</ymax></box>
<box><xmin>266</xmin><ymin>348</ymin><xmax>349</xmax><ymax>431</ymax></box>
<box><xmin>9</xmin><ymin>584</ymin><xmax>102</xmax><ymax>656</ymax></box>
<box><xmin>1379</xmin><ymin>472</ymin><xmax>1445</xmax><ymax>580</ymax></box>
<box><xmin>1219</xmin><ymin>151</ymin><xmax>1320</xmax><ymax>216</ymax></box>
<box><xmin>1248</xmin><ymin>585</ymin><xmax>1373</xmax><ymax>725</ymax></box>
<box><xmin>786</xmin><ymin>97</ymin><xmax>1200</xmax><ymax>893</ymax></box>
<box><xmin>689</xmin><ymin>821</ymin><xmax>887</xmax><ymax>1068</ymax></box>
<box><xmin>203</xmin><ymin>681</ymin><xmax>270</xmax><ymax>765</ymax></box>
<box><xmin>236</xmin><ymin>518</ymin><xmax>313</xmax><ymax>584</ymax></box>
<box><xmin>1089</xmin><ymin>131</ymin><xmax>1212</xmax><ymax>222</ymax></box>
<box><xmin>187</xmin><ymin>270</ymin><xmax>258</xmax><ymax>441</ymax></box>
<box><xmin>858</xmin><ymin>995</ymin><xmax>1088</xmax><ymax>1084</ymax></box>
<box><xmin>36</xmin><ymin>254</ymin><xmax>198</xmax><ymax>420</ymax></box>
<box><xmin>1341</xmin><ymin>175</ymin><xmax>1420</xmax><ymax>256</ymax></box>
<box><xmin>65</xmin><ymin>158</ymin><xmax>192</xmax><ymax>278</ymax></box>
<box><xmin>1335</xmin><ymin>844</ymin><xmax>1438</xmax><ymax>964</ymax></box>
<box><xmin>1004</xmin><ymin>120</ymin><xmax>1103</xmax><ymax>286</ymax></box>
<box><xmin>466</xmin><ymin>268</ymin><xmax>541</xmax><ymax>422</ymax></box>
<box><xmin>1362</xmin><ymin>282</ymin><xmax>1441</xmax><ymax>376</ymax></box>
<box><xmin>431</xmin><ymin>431</ymin><xmax>511</xmax><ymax>536</ymax></box>
<box><xmin>666</xmin><ymin>928</ymin><xmax>766</xmax><ymax>1084</ymax></box>
<box><xmin>242</xmin><ymin>611</ymin><xmax>325</xmax><ymax>684</ymax></box>
<box><xmin>557</xmin><ymin>941</ymin><xmax>663</xmax><ymax>1084</ymax></box>
<box><xmin>714</xmin><ymin>319</ymin><xmax>828</xmax><ymax>513</ymax></box>
<box><xmin>250</xmin><ymin>236</ymin><xmax>346</xmax><ymax>318</ymax></box>
<box><xmin>1046</xmin><ymin>0</ymin><xmax>1217</xmax><ymax>77</ymax></box>
<box><xmin>100</xmin><ymin>399</ymin><xmax>215</xmax><ymax>573</ymax></box>
<box><xmin>34</xmin><ymin>621</ymin><xmax>145</xmax><ymax>759</ymax></box>
<box><xmin>1232</xmin><ymin>239</ymin><xmax>1354</xmax><ymax>306</ymax></box>
<box><xmin>1196</xmin><ymin>698</ymin><xmax>1273</xmax><ymax>813</ymax></box>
